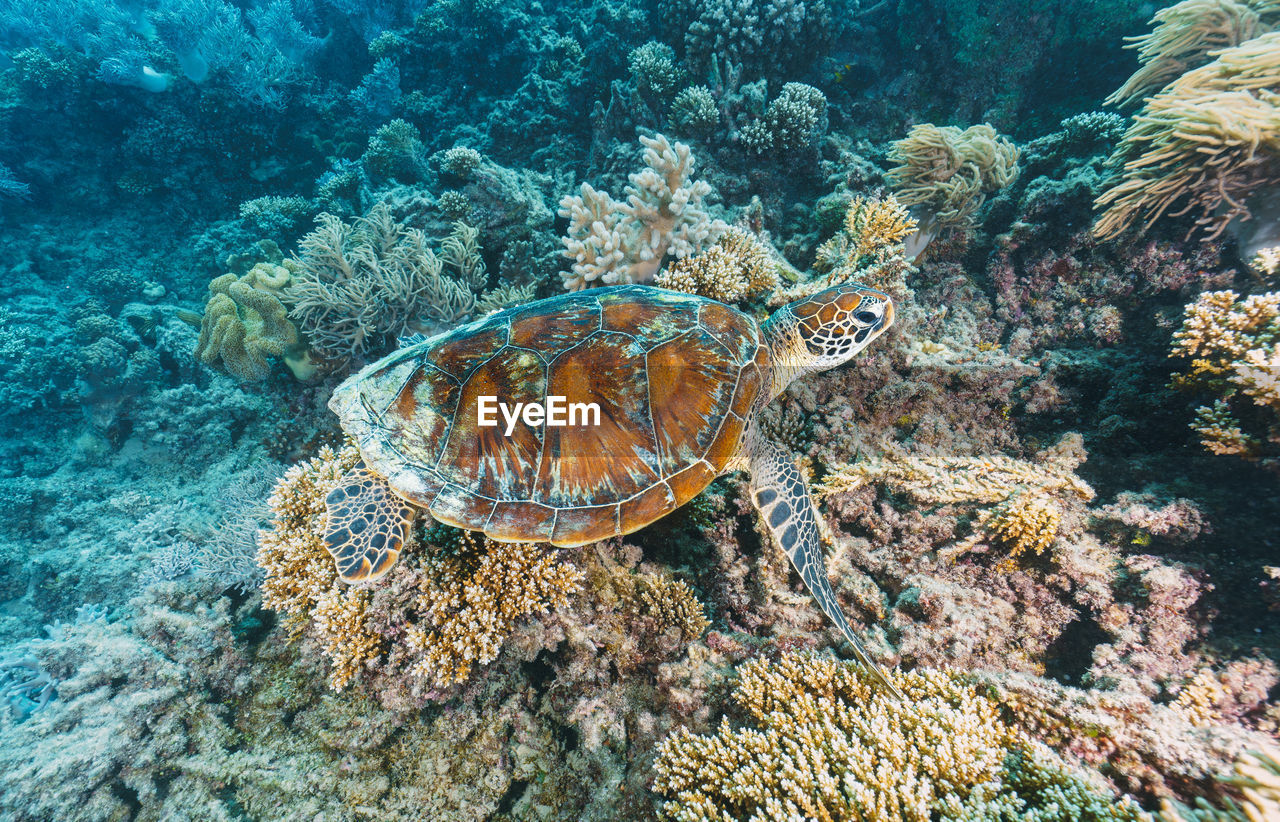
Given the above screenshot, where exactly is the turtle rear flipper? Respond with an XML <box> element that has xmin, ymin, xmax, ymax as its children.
<box><xmin>324</xmin><ymin>462</ymin><xmax>415</xmax><ymax>583</ymax></box>
<box><xmin>748</xmin><ymin>436</ymin><xmax>905</xmax><ymax>701</ymax></box>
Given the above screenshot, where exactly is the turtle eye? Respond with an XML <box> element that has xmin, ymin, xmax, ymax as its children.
<box><xmin>854</xmin><ymin>310</ymin><xmax>878</xmax><ymax>325</ymax></box>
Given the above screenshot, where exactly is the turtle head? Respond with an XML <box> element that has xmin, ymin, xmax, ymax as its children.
<box><xmin>763</xmin><ymin>282</ymin><xmax>894</xmax><ymax>396</ymax></box>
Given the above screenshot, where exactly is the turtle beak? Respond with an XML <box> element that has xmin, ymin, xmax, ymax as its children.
<box><xmin>879</xmin><ymin>300</ymin><xmax>894</xmax><ymax>330</ymax></box>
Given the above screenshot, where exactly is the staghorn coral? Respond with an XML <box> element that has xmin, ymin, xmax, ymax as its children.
<box><xmin>1093</xmin><ymin>32</ymin><xmax>1280</xmax><ymax>243</ymax></box>
<box><xmin>815</xmin><ymin>195</ymin><xmax>920</xmax><ymax>276</ymax></box>
<box><xmin>1170</xmin><ymin>290</ymin><xmax>1280</xmax><ymax>459</ymax></box>
<box><xmin>671</xmin><ymin>85</ymin><xmax>719</xmax><ymax>137</ymax></box>
<box><xmin>558</xmin><ymin>134</ymin><xmax>728</xmax><ymax>290</ymax></box>
<box><xmin>625</xmin><ymin>573</ymin><xmax>711</xmax><ymax>644</ymax></box>
<box><xmin>1107</xmin><ymin>0</ymin><xmax>1280</xmax><ymax>108</ymax></box>
<box><xmin>984</xmin><ymin>490</ymin><xmax>1063</xmax><ymax>571</ymax></box>
<box><xmin>628</xmin><ymin>41</ymin><xmax>684</xmax><ymax>98</ymax></box>
<box><xmin>886</xmin><ymin>123</ymin><xmax>1020</xmax><ymax>242</ymax></box>
<box><xmin>194</xmin><ymin>261</ymin><xmax>313</xmax><ymax>382</ymax></box>
<box><xmin>654</xmin><ymin>227</ymin><xmax>777</xmax><ymax>303</ymax></box>
<box><xmin>285</xmin><ymin>205</ymin><xmax>483</xmax><ymax>366</ymax></box>
<box><xmin>402</xmin><ymin>535</ymin><xmax>582</xmax><ymax>690</ymax></box>
<box><xmin>654</xmin><ymin>652</ymin><xmax>1146</xmax><ymax>822</ymax></box>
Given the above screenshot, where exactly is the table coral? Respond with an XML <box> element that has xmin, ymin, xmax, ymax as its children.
<box><xmin>558</xmin><ymin>134</ymin><xmax>728</xmax><ymax>290</ymax></box>
<box><xmin>653</xmin><ymin>652</ymin><xmax>1147</xmax><ymax>822</ymax></box>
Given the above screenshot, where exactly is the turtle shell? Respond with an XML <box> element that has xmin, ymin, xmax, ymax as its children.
<box><xmin>330</xmin><ymin>285</ymin><xmax>771</xmax><ymax>546</ymax></box>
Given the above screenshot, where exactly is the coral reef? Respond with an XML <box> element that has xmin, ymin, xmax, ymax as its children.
<box><xmin>653</xmin><ymin>227</ymin><xmax>777</xmax><ymax>302</ymax></box>
<box><xmin>559</xmin><ymin>134</ymin><xmax>728</xmax><ymax>290</ymax></box>
<box><xmin>886</xmin><ymin>123</ymin><xmax>1020</xmax><ymax>247</ymax></box>
<box><xmin>654</xmin><ymin>652</ymin><xmax>1147</xmax><ymax>821</ymax></box>
<box><xmin>284</xmin><ymin>205</ymin><xmax>486</xmax><ymax>367</ymax></box>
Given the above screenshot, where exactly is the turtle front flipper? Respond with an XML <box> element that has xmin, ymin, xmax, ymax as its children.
<box><xmin>747</xmin><ymin>436</ymin><xmax>905</xmax><ymax>700</ymax></box>
<box><xmin>323</xmin><ymin>462</ymin><xmax>416</xmax><ymax>583</ymax></box>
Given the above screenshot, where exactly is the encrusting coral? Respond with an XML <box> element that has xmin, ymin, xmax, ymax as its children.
<box><xmin>886</xmin><ymin>123</ymin><xmax>1020</xmax><ymax>247</ymax></box>
<box><xmin>558</xmin><ymin>134</ymin><xmax>728</xmax><ymax>290</ymax></box>
<box><xmin>194</xmin><ymin>261</ymin><xmax>314</xmax><ymax>382</ymax></box>
<box><xmin>1093</xmin><ymin>30</ymin><xmax>1280</xmax><ymax>243</ymax></box>
<box><xmin>654</xmin><ymin>227</ymin><xmax>778</xmax><ymax>303</ymax></box>
<box><xmin>653</xmin><ymin>652</ymin><xmax>1147</xmax><ymax>822</ymax></box>
<box><xmin>1170</xmin><ymin>289</ymin><xmax>1280</xmax><ymax>460</ymax></box>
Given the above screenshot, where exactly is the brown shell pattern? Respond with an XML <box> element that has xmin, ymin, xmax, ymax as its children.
<box><xmin>354</xmin><ymin>285</ymin><xmax>768</xmax><ymax>547</ymax></box>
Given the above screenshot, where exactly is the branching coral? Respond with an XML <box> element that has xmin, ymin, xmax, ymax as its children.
<box><xmin>739</xmin><ymin>82</ymin><xmax>827</xmax><ymax>154</ymax></box>
<box><xmin>558</xmin><ymin>134</ymin><xmax>728</xmax><ymax>290</ymax></box>
<box><xmin>1251</xmin><ymin>245</ymin><xmax>1280</xmax><ymax>280</ymax></box>
<box><xmin>258</xmin><ymin>449</ymin><xmax>581</xmax><ymax>693</ymax></box>
<box><xmin>820</xmin><ymin>439</ymin><xmax>1096</xmax><ymax>569</ymax></box>
<box><xmin>886</xmin><ymin>123</ymin><xmax>1020</xmax><ymax>238</ymax></box>
<box><xmin>403</xmin><ymin>534</ymin><xmax>582</xmax><ymax>690</ymax></box>
<box><xmin>1093</xmin><ymin>32</ymin><xmax>1280</xmax><ymax>242</ymax></box>
<box><xmin>285</xmin><ymin>205</ymin><xmax>482</xmax><ymax>366</ymax></box>
<box><xmin>654</xmin><ymin>652</ymin><xmax>1146</xmax><ymax>821</ymax></box>
<box><xmin>194</xmin><ymin>261</ymin><xmax>313</xmax><ymax>382</ymax></box>
<box><xmin>1170</xmin><ymin>289</ymin><xmax>1280</xmax><ymax>459</ymax></box>
<box><xmin>654</xmin><ymin>227</ymin><xmax>777</xmax><ymax>303</ymax></box>
<box><xmin>1106</xmin><ymin>0</ymin><xmax>1280</xmax><ymax>108</ymax></box>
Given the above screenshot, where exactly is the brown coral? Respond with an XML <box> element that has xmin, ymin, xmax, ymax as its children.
<box><xmin>403</xmin><ymin>534</ymin><xmax>582</xmax><ymax>690</ymax></box>
<box><xmin>195</xmin><ymin>261</ymin><xmax>313</xmax><ymax>382</ymax></box>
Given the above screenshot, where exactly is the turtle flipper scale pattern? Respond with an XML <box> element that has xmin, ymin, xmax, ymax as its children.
<box><xmin>323</xmin><ymin>462</ymin><xmax>416</xmax><ymax>582</ymax></box>
<box><xmin>748</xmin><ymin>437</ymin><xmax>905</xmax><ymax>700</ymax></box>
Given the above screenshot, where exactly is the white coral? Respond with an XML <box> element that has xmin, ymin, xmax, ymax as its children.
<box><xmin>558</xmin><ymin>134</ymin><xmax>728</xmax><ymax>290</ymax></box>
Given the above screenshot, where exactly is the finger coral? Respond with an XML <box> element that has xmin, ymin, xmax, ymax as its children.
<box><xmin>654</xmin><ymin>652</ymin><xmax>1146</xmax><ymax>822</ymax></box>
<box><xmin>1093</xmin><ymin>31</ymin><xmax>1280</xmax><ymax>242</ymax></box>
<box><xmin>886</xmin><ymin>123</ymin><xmax>1020</xmax><ymax>243</ymax></box>
<box><xmin>1170</xmin><ymin>290</ymin><xmax>1280</xmax><ymax>459</ymax></box>
<box><xmin>403</xmin><ymin>534</ymin><xmax>582</xmax><ymax>690</ymax></box>
<box><xmin>558</xmin><ymin>134</ymin><xmax>728</xmax><ymax>290</ymax></box>
<box><xmin>654</xmin><ymin>227</ymin><xmax>777</xmax><ymax>303</ymax></box>
<box><xmin>194</xmin><ymin>261</ymin><xmax>313</xmax><ymax>382</ymax></box>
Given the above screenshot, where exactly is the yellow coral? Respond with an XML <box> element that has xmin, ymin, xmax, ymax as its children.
<box><xmin>1253</xmin><ymin>246</ymin><xmax>1280</xmax><ymax>279</ymax></box>
<box><xmin>815</xmin><ymin>195</ymin><xmax>919</xmax><ymax>280</ymax></box>
<box><xmin>195</xmin><ymin>261</ymin><xmax>314</xmax><ymax>382</ymax></box>
<box><xmin>404</xmin><ymin>534</ymin><xmax>582</xmax><ymax>689</ymax></box>
<box><xmin>1171</xmin><ymin>290</ymin><xmax>1280</xmax><ymax>458</ymax></box>
<box><xmin>257</xmin><ymin>444</ymin><xmax>385</xmax><ymax>689</ymax></box>
<box><xmin>987</xmin><ymin>491</ymin><xmax>1063</xmax><ymax>571</ymax></box>
<box><xmin>1093</xmin><ymin>31</ymin><xmax>1280</xmax><ymax>241</ymax></box>
<box><xmin>655</xmin><ymin>227</ymin><xmax>777</xmax><ymax>303</ymax></box>
<box><xmin>886</xmin><ymin>123</ymin><xmax>1020</xmax><ymax>230</ymax></box>
<box><xmin>654</xmin><ymin>652</ymin><xmax>1145</xmax><ymax>822</ymax></box>
<box><xmin>628</xmin><ymin>573</ymin><xmax>711</xmax><ymax>642</ymax></box>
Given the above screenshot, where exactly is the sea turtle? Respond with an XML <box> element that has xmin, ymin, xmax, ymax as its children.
<box><xmin>324</xmin><ymin>282</ymin><xmax>902</xmax><ymax>696</ymax></box>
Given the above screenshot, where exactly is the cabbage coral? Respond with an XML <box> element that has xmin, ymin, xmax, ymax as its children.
<box><xmin>1093</xmin><ymin>31</ymin><xmax>1280</xmax><ymax>242</ymax></box>
<box><xmin>654</xmin><ymin>652</ymin><xmax>1146</xmax><ymax>821</ymax></box>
